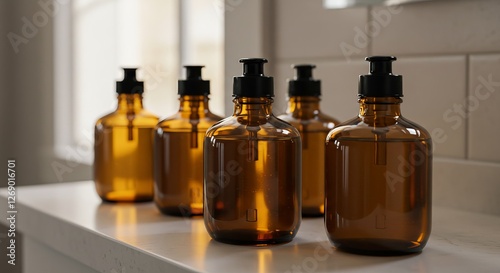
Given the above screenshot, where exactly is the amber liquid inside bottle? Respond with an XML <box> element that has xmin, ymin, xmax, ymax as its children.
<box><xmin>154</xmin><ymin>95</ymin><xmax>222</xmax><ymax>216</ymax></box>
<box><xmin>204</xmin><ymin>97</ymin><xmax>301</xmax><ymax>245</ymax></box>
<box><xmin>94</xmin><ymin>94</ymin><xmax>159</xmax><ymax>202</ymax></box>
<box><xmin>279</xmin><ymin>96</ymin><xmax>339</xmax><ymax>216</ymax></box>
<box><xmin>325</xmin><ymin>97</ymin><xmax>432</xmax><ymax>255</ymax></box>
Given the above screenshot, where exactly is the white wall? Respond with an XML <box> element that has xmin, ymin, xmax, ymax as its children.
<box><xmin>225</xmin><ymin>0</ymin><xmax>500</xmax><ymax>215</ymax></box>
<box><xmin>0</xmin><ymin>0</ymin><xmax>8</xmax><ymax>164</ymax></box>
<box><xmin>1</xmin><ymin>0</ymin><xmax>91</xmax><ymax>186</ymax></box>
<box><xmin>223</xmin><ymin>0</ymin><xmax>274</xmax><ymax>115</ymax></box>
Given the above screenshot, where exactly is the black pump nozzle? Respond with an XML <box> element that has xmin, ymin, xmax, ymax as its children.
<box><xmin>185</xmin><ymin>65</ymin><xmax>203</xmax><ymax>80</ymax></box>
<box><xmin>233</xmin><ymin>58</ymin><xmax>274</xmax><ymax>97</ymax></box>
<box><xmin>295</xmin><ymin>64</ymin><xmax>314</xmax><ymax>79</ymax></box>
<box><xmin>367</xmin><ymin>56</ymin><xmax>395</xmax><ymax>74</ymax></box>
<box><xmin>288</xmin><ymin>64</ymin><xmax>321</xmax><ymax>97</ymax></box>
<box><xmin>241</xmin><ymin>58</ymin><xmax>267</xmax><ymax>76</ymax></box>
<box><xmin>359</xmin><ymin>56</ymin><xmax>402</xmax><ymax>97</ymax></box>
<box><xmin>178</xmin><ymin>65</ymin><xmax>210</xmax><ymax>96</ymax></box>
<box><xmin>124</xmin><ymin>68</ymin><xmax>137</xmax><ymax>80</ymax></box>
<box><xmin>116</xmin><ymin>68</ymin><xmax>144</xmax><ymax>94</ymax></box>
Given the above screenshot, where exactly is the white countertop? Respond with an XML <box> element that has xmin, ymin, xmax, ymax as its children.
<box><xmin>1</xmin><ymin>181</ymin><xmax>500</xmax><ymax>273</ymax></box>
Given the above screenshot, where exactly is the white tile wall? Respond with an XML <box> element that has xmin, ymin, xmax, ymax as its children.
<box><xmin>229</xmin><ymin>0</ymin><xmax>500</xmax><ymax>215</ymax></box>
<box><xmin>371</xmin><ymin>0</ymin><xmax>500</xmax><ymax>55</ymax></box>
<box><xmin>274</xmin><ymin>0</ymin><xmax>368</xmax><ymax>60</ymax></box>
<box><xmin>468</xmin><ymin>54</ymin><xmax>500</xmax><ymax>162</ymax></box>
<box><xmin>433</xmin><ymin>158</ymin><xmax>500</xmax><ymax>215</ymax></box>
<box><xmin>314</xmin><ymin>61</ymin><xmax>366</xmax><ymax>121</ymax></box>
<box><xmin>395</xmin><ymin>56</ymin><xmax>467</xmax><ymax>158</ymax></box>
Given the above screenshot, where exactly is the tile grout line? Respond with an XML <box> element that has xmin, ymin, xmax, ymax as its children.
<box><xmin>275</xmin><ymin>52</ymin><xmax>500</xmax><ymax>64</ymax></box>
<box><xmin>464</xmin><ymin>54</ymin><xmax>470</xmax><ymax>160</ymax></box>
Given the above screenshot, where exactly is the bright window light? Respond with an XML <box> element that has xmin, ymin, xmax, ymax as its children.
<box><xmin>55</xmin><ymin>0</ymin><xmax>224</xmax><ymax>164</ymax></box>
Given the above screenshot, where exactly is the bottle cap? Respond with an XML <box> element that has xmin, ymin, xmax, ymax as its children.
<box><xmin>359</xmin><ymin>56</ymin><xmax>403</xmax><ymax>97</ymax></box>
<box><xmin>233</xmin><ymin>58</ymin><xmax>274</xmax><ymax>97</ymax></box>
<box><xmin>178</xmin><ymin>66</ymin><xmax>210</xmax><ymax>95</ymax></box>
<box><xmin>116</xmin><ymin>68</ymin><xmax>144</xmax><ymax>94</ymax></box>
<box><xmin>288</xmin><ymin>64</ymin><xmax>321</xmax><ymax>96</ymax></box>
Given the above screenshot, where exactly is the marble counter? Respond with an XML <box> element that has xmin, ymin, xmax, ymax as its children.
<box><xmin>1</xmin><ymin>181</ymin><xmax>499</xmax><ymax>273</ymax></box>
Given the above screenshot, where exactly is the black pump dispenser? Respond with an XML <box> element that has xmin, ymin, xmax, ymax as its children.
<box><xmin>233</xmin><ymin>58</ymin><xmax>274</xmax><ymax>98</ymax></box>
<box><xmin>288</xmin><ymin>64</ymin><xmax>321</xmax><ymax>97</ymax></box>
<box><xmin>359</xmin><ymin>56</ymin><xmax>402</xmax><ymax>97</ymax></box>
<box><xmin>178</xmin><ymin>65</ymin><xmax>210</xmax><ymax>95</ymax></box>
<box><xmin>116</xmin><ymin>68</ymin><xmax>144</xmax><ymax>94</ymax></box>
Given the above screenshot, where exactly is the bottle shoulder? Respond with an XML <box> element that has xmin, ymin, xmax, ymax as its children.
<box><xmin>156</xmin><ymin>112</ymin><xmax>223</xmax><ymax>131</ymax></box>
<box><xmin>326</xmin><ymin>115</ymin><xmax>432</xmax><ymax>142</ymax></box>
<box><xmin>277</xmin><ymin>112</ymin><xmax>339</xmax><ymax>132</ymax></box>
<box><xmin>138</xmin><ymin>109</ymin><xmax>160</xmax><ymax>121</ymax></box>
<box><xmin>95</xmin><ymin>111</ymin><xmax>116</xmax><ymax>124</ymax></box>
<box><xmin>206</xmin><ymin>115</ymin><xmax>301</xmax><ymax>139</ymax></box>
<box><xmin>95</xmin><ymin>109</ymin><xmax>159</xmax><ymax>128</ymax></box>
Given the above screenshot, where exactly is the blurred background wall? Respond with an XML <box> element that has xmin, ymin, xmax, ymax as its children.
<box><xmin>226</xmin><ymin>0</ymin><xmax>500</xmax><ymax>215</ymax></box>
<box><xmin>0</xmin><ymin>0</ymin><xmax>499</xmax><ymax>216</ymax></box>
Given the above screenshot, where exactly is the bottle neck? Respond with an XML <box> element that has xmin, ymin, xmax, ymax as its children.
<box><xmin>286</xmin><ymin>96</ymin><xmax>321</xmax><ymax>119</ymax></box>
<box><xmin>116</xmin><ymin>94</ymin><xmax>144</xmax><ymax>111</ymax></box>
<box><xmin>178</xmin><ymin>95</ymin><xmax>210</xmax><ymax>114</ymax></box>
<box><xmin>233</xmin><ymin>97</ymin><xmax>273</xmax><ymax>161</ymax></box>
<box><xmin>233</xmin><ymin>97</ymin><xmax>273</xmax><ymax>125</ymax></box>
<box><xmin>358</xmin><ymin>97</ymin><xmax>402</xmax><ymax>117</ymax></box>
<box><xmin>116</xmin><ymin>94</ymin><xmax>143</xmax><ymax>141</ymax></box>
<box><xmin>178</xmin><ymin>95</ymin><xmax>209</xmax><ymax>149</ymax></box>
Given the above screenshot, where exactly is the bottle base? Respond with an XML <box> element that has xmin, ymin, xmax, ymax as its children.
<box><xmin>156</xmin><ymin>205</ymin><xmax>203</xmax><ymax>217</ymax></box>
<box><xmin>209</xmin><ymin>230</ymin><xmax>295</xmax><ymax>246</ymax></box>
<box><xmin>100</xmin><ymin>195</ymin><xmax>153</xmax><ymax>203</ymax></box>
<box><xmin>96</xmin><ymin>186</ymin><xmax>154</xmax><ymax>202</ymax></box>
<box><xmin>302</xmin><ymin>207</ymin><xmax>324</xmax><ymax>218</ymax></box>
<box><xmin>96</xmin><ymin>186</ymin><xmax>154</xmax><ymax>203</ymax></box>
<box><xmin>331</xmin><ymin>238</ymin><xmax>424</xmax><ymax>256</ymax></box>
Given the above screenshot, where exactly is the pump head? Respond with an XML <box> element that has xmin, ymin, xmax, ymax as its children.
<box><xmin>178</xmin><ymin>65</ymin><xmax>210</xmax><ymax>96</ymax></box>
<box><xmin>288</xmin><ymin>64</ymin><xmax>321</xmax><ymax>97</ymax></box>
<box><xmin>233</xmin><ymin>58</ymin><xmax>274</xmax><ymax>98</ymax></box>
<box><xmin>358</xmin><ymin>56</ymin><xmax>402</xmax><ymax>97</ymax></box>
<box><xmin>116</xmin><ymin>68</ymin><xmax>144</xmax><ymax>94</ymax></box>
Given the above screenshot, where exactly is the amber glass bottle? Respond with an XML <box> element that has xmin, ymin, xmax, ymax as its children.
<box><xmin>325</xmin><ymin>56</ymin><xmax>432</xmax><ymax>255</ymax></box>
<box><xmin>204</xmin><ymin>58</ymin><xmax>302</xmax><ymax>245</ymax></box>
<box><xmin>278</xmin><ymin>65</ymin><xmax>340</xmax><ymax>217</ymax></box>
<box><xmin>94</xmin><ymin>68</ymin><xmax>159</xmax><ymax>202</ymax></box>
<box><xmin>154</xmin><ymin>66</ymin><xmax>222</xmax><ymax>216</ymax></box>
